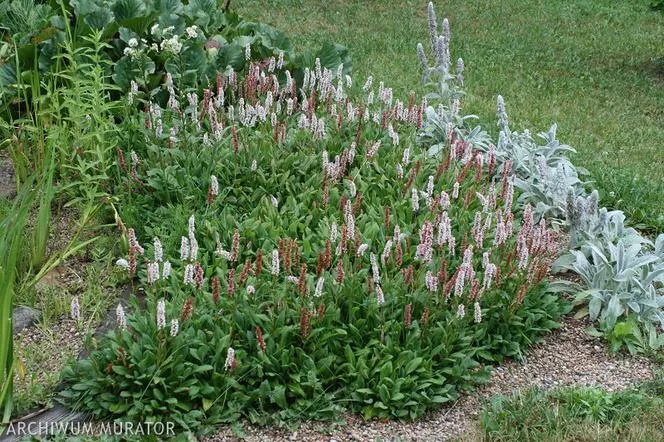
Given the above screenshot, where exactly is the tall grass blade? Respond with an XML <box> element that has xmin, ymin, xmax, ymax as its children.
<box><xmin>0</xmin><ymin>179</ymin><xmax>35</xmax><ymax>423</ymax></box>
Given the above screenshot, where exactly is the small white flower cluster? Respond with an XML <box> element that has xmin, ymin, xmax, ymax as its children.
<box><xmin>356</xmin><ymin>243</ymin><xmax>369</xmax><ymax>257</ymax></box>
<box><xmin>314</xmin><ymin>277</ymin><xmax>325</xmax><ymax>297</ymax></box>
<box><xmin>123</xmin><ymin>37</ymin><xmax>143</xmax><ymax>59</ymax></box>
<box><xmin>160</xmin><ymin>35</ymin><xmax>182</xmax><ymax>55</ymax></box>
<box><xmin>157</xmin><ymin>299</ymin><xmax>166</xmax><ymax>329</ymax></box>
<box><xmin>147</xmin><ymin>237</ymin><xmax>171</xmax><ymax>284</ymax></box>
<box><xmin>381</xmin><ymin>240</ymin><xmax>393</xmax><ymax>265</ymax></box>
<box><xmin>185</xmin><ymin>25</ymin><xmax>199</xmax><ymax>39</ymax></box>
<box><xmin>425</xmin><ymin>270</ymin><xmax>437</xmax><ymax>292</ymax></box>
<box><xmin>215</xmin><ymin>232</ymin><xmax>232</xmax><ymax>260</ymax></box>
<box><xmin>128</xmin><ymin>80</ymin><xmax>139</xmax><ymax>104</ymax></box>
<box><xmin>224</xmin><ymin>347</ymin><xmax>235</xmax><ymax>371</ymax></box>
<box><xmin>71</xmin><ymin>296</ymin><xmax>80</xmax><ymax>321</ymax></box>
<box><xmin>370</xmin><ymin>253</ymin><xmax>381</xmax><ymax>283</ymax></box>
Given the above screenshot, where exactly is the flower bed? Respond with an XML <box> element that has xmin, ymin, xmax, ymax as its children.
<box><xmin>59</xmin><ymin>7</ymin><xmax>569</xmax><ymax>430</ymax></box>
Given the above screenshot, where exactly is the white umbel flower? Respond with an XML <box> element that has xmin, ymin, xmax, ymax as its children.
<box><xmin>115</xmin><ymin>258</ymin><xmax>130</xmax><ymax>270</ymax></box>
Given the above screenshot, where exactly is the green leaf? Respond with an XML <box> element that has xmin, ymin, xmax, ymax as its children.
<box><xmin>379</xmin><ymin>361</ymin><xmax>393</xmax><ymax>380</ymax></box>
<box><xmin>112</xmin><ymin>0</ymin><xmax>149</xmax><ymax>21</ymax></box>
<box><xmin>217</xmin><ymin>43</ymin><xmax>244</xmax><ymax>71</ymax></box>
<box><xmin>272</xmin><ymin>385</ymin><xmax>287</xmax><ymax>408</ymax></box>
<box><xmin>378</xmin><ymin>384</ymin><xmax>390</xmax><ymax>404</ymax></box>
<box><xmin>83</xmin><ymin>6</ymin><xmax>114</xmax><ymax>30</ymax></box>
<box><xmin>404</xmin><ymin>357</ymin><xmax>423</xmax><ymax>375</ymax></box>
<box><xmin>315</xmin><ymin>41</ymin><xmax>352</xmax><ymax>73</ymax></box>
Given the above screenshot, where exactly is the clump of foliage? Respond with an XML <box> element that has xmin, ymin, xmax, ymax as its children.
<box><xmin>60</xmin><ymin>27</ymin><xmax>568</xmax><ymax>429</ymax></box>
<box><xmin>479</xmin><ymin>376</ymin><xmax>664</xmax><ymax>441</ymax></box>
<box><xmin>552</xmin><ymin>194</ymin><xmax>664</xmax><ymax>354</ymax></box>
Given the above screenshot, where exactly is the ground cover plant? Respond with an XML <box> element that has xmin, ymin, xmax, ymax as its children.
<box><xmin>0</xmin><ymin>0</ymin><xmax>352</xmax><ymax>419</ymax></box>
<box><xmin>59</xmin><ymin>13</ymin><xmax>569</xmax><ymax>430</ymax></box>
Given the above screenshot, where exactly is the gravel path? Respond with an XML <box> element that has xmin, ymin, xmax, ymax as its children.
<box><xmin>204</xmin><ymin>316</ymin><xmax>657</xmax><ymax>442</ymax></box>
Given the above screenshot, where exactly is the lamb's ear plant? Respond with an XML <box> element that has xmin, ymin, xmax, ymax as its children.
<box><xmin>415</xmin><ymin>5</ymin><xmax>588</xmax><ymax>225</ymax></box>
<box><xmin>0</xmin><ymin>179</ymin><xmax>36</xmax><ymax>424</ymax></box>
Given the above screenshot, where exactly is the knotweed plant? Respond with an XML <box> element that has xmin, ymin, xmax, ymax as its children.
<box><xmin>62</xmin><ymin>6</ymin><xmax>568</xmax><ymax>430</ymax></box>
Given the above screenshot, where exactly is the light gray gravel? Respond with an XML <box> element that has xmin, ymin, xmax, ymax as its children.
<box><xmin>203</xmin><ymin>316</ymin><xmax>657</xmax><ymax>442</ymax></box>
<box><xmin>480</xmin><ymin>316</ymin><xmax>655</xmax><ymax>395</ymax></box>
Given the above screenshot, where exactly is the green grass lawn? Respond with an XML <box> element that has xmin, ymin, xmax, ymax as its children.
<box><xmin>237</xmin><ymin>0</ymin><xmax>664</xmax><ymax>231</ymax></box>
